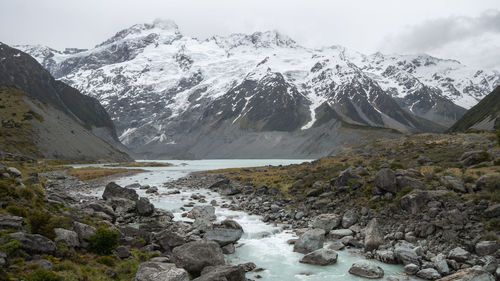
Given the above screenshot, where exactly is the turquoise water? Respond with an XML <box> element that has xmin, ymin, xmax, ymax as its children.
<box><xmin>74</xmin><ymin>159</ymin><xmax>419</xmax><ymax>280</ymax></box>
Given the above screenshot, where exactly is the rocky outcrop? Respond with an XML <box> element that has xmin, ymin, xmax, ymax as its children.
<box><xmin>293</xmin><ymin>229</ymin><xmax>325</xmax><ymax>254</ymax></box>
<box><xmin>9</xmin><ymin>232</ymin><xmax>56</xmax><ymax>254</ymax></box>
<box><xmin>204</xmin><ymin>219</ymin><xmax>243</xmax><ymax>246</ymax></box>
<box><xmin>0</xmin><ymin>215</ymin><xmax>24</xmax><ymax>230</ymax></box>
<box><xmin>102</xmin><ymin>182</ymin><xmax>139</xmax><ymax>201</ymax></box>
<box><xmin>54</xmin><ymin>228</ymin><xmax>80</xmax><ymax>248</ymax></box>
<box><xmin>172</xmin><ymin>240</ymin><xmax>225</xmax><ymax>276</ymax></box>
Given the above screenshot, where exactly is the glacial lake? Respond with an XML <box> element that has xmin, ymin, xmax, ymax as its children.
<box><xmin>74</xmin><ymin>159</ymin><xmax>421</xmax><ymax>281</ymax></box>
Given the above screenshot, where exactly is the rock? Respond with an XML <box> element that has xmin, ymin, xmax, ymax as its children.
<box><xmin>328</xmin><ymin>229</ymin><xmax>354</xmax><ymax>239</ymax></box>
<box><xmin>299</xmin><ymin>248</ymin><xmax>338</xmax><ymax>266</ymax></box>
<box><xmin>341</xmin><ymin>210</ymin><xmax>359</xmax><ymax>228</ymax></box>
<box><xmin>6</xmin><ymin>167</ymin><xmax>21</xmax><ymax>177</ymax></box>
<box><xmin>221</xmin><ymin>244</ymin><xmax>235</xmax><ymax>254</ymax></box>
<box><xmin>87</xmin><ymin>202</ymin><xmax>116</xmax><ymax>217</ymax></box>
<box><xmin>364</xmin><ymin>218</ymin><xmax>384</xmax><ymax>252</ymax></box>
<box><xmin>295</xmin><ymin>211</ymin><xmax>305</xmax><ymax>220</ymax></box>
<box><xmin>438</xmin><ymin>267</ymin><xmax>495</xmax><ymax>281</ymax></box>
<box><xmin>54</xmin><ymin>228</ymin><xmax>80</xmax><ymax>248</ymax></box>
<box><xmin>157</xmin><ymin>224</ymin><xmax>189</xmax><ymax>249</ymax></box>
<box><xmin>73</xmin><ymin>221</ymin><xmax>96</xmax><ymax>242</ymax></box>
<box><xmin>440</xmin><ymin>176</ymin><xmax>467</xmax><ymax>193</ymax></box>
<box><xmin>433</xmin><ymin>253</ymin><xmax>450</xmax><ymax>276</ymax></box>
<box><xmin>475</xmin><ymin>241</ymin><xmax>498</xmax><ymax>256</ymax></box>
<box><xmin>476</xmin><ymin>174</ymin><xmax>500</xmax><ymax>191</ymax></box>
<box><xmin>132</xmin><ymin>262</ymin><xmax>189</xmax><ymax>281</ymax></box>
<box><xmin>145</xmin><ymin>186</ymin><xmax>158</xmax><ymax>194</ymax></box>
<box><xmin>192</xmin><ymin>218</ymin><xmax>213</xmax><ymax>233</ymax></box>
<box><xmin>188</xmin><ymin>205</ymin><xmax>216</xmax><ymax>221</ymax></box>
<box><xmin>348</xmin><ymin>260</ymin><xmax>384</xmax><ymax>279</ymax></box>
<box><xmin>0</xmin><ymin>214</ymin><xmax>23</xmax><ymax>230</ymax></box>
<box><xmin>416</xmin><ymin>268</ymin><xmax>441</xmax><ymax>280</ymax></box>
<box><xmin>204</xmin><ymin>219</ymin><xmax>243</xmax><ymax>246</ymax></box>
<box><xmin>375</xmin><ymin>250</ymin><xmax>397</xmax><ymax>264</ymax></box>
<box><xmin>115</xmin><ymin>245</ymin><xmax>131</xmax><ymax>258</ymax></box>
<box><xmin>375</xmin><ymin>168</ymin><xmax>397</xmax><ymax>193</ymax></box>
<box><xmin>404</xmin><ymin>263</ymin><xmax>419</xmax><ymax>275</ymax></box>
<box><xmin>482</xmin><ymin>256</ymin><xmax>497</xmax><ymax>274</ymax></box>
<box><xmin>136</xmin><ymin>197</ymin><xmax>155</xmax><ymax>216</ymax></box>
<box><xmin>194</xmin><ymin>265</ymin><xmax>246</xmax><ymax>281</ymax></box>
<box><xmin>448</xmin><ymin>247</ymin><xmax>471</xmax><ymax>263</ymax></box>
<box><xmin>28</xmin><ymin>259</ymin><xmax>53</xmax><ymax>270</ymax></box>
<box><xmin>172</xmin><ymin>240</ymin><xmax>225</xmax><ymax>276</ymax></box>
<box><xmin>333</xmin><ymin>167</ymin><xmax>360</xmax><ymax>187</ymax></box>
<box><xmin>394</xmin><ymin>242</ymin><xmax>419</xmax><ymax>265</ymax></box>
<box><xmin>109</xmin><ymin>198</ymin><xmax>136</xmax><ymax>213</ymax></box>
<box><xmin>311</xmin><ymin>213</ymin><xmax>341</xmax><ymax>232</ymax></box>
<box><xmin>103</xmin><ymin>182</ymin><xmax>139</xmax><ymax>201</ymax></box>
<box><xmin>484</xmin><ymin>204</ymin><xmax>500</xmax><ymax>218</ymax></box>
<box><xmin>293</xmin><ymin>229</ymin><xmax>325</xmax><ymax>254</ymax></box>
<box><xmin>238</xmin><ymin>262</ymin><xmax>256</xmax><ymax>272</ymax></box>
<box><xmin>397</xmin><ymin>176</ymin><xmax>425</xmax><ymax>190</ymax></box>
<box><xmin>386</xmin><ymin>276</ymin><xmax>409</xmax><ymax>281</ymax></box>
<box><xmin>399</xmin><ymin>190</ymin><xmax>449</xmax><ymax>215</ymax></box>
<box><xmin>328</xmin><ymin>241</ymin><xmax>345</xmax><ymax>251</ymax></box>
<box><xmin>9</xmin><ymin>232</ymin><xmax>56</xmax><ymax>254</ymax></box>
<box><xmin>460</xmin><ymin>151</ymin><xmax>490</xmax><ymax>166</ymax></box>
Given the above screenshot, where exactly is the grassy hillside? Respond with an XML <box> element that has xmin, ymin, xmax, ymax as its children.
<box><xmin>449</xmin><ymin>86</ymin><xmax>500</xmax><ymax>132</ymax></box>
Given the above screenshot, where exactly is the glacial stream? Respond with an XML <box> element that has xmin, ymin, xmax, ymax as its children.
<box><xmin>75</xmin><ymin>159</ymin><xmax>420</xmax><ymax>281</ymax></box>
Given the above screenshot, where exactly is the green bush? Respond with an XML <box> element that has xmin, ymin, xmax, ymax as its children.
<box><xmin>96</xmin><ymin>255</ymin><xmax>116</xmax><ymax>267</ymax></box>
<box><xmin>6</xmin><ymin>205</ymin><xmax>27</xmax><ymax>217</ymax></box>
<box><xmin>89</xmin><ymin>227</ymin><xmax>119</xmax><ymax>255</ymax></box>
<box><xmin>24</xmin><ymin>269</ymin><xmax>61</xmax><ymax>281</ymax></box>
<box><xmin>27</xmin><ymin>211</ymin><xmax>55</xmax><ymax>240</ymax></box>
<box><xmin>116</xmin><ymin>259</ymin><xmax>138</xmax><ymax>279</ymax></box>
<box><xmin>390</xmin><ymin>162</ymin><xmax>404</xmax><ymax>170</ymax></box>
<box><xmin>0</xmin><ymin>237</ymin><xmax>21</xmax><ymax>255</ymax></box>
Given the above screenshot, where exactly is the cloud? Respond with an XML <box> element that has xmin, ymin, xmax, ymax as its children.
<box><xmin>384</xmin><ymin>9</ymin><xmax>500</xmax><ymax>52</ymax></box>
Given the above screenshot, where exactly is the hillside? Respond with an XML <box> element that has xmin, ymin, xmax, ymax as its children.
<box><xmin>449</xmin><ymin>86</ymin><xmax>500</xmax><ymax>132</ymax></box>
<box><xmin>0</xmin><ymin>43</ymin><xmax>131</xmax><ymax>161</ymax></box>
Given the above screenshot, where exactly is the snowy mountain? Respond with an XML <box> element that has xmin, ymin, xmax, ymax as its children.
<box><xmin>17</xmin><ymin>19</ymin><xmax>500</xmax><ymax>158</ymax></box>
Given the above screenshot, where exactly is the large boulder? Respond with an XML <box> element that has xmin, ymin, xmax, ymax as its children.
<box><xmin>348</xmin><ymin>260</ymin><xmax>384</xmax><ymax>279</ymax></box>
<box><xmin>132</xmin><ymin>262</ymin><xmax>189</xmax><ymax>281</ymax></box>
<box><xmin>299</xmin><ymin>248</ymin><xmax>338</xmax><ymax>266</ymax></box>
<box><xmin>204</xmin><ymin>219</ymin><xmax>243</xmax><ymax>246</ymax></box>
<box><xmin>484</xmin><ymin>204</ymin><xmax>500</xmax><ymax>218</ymax></box>
<box><xmin>136</xmin><ymin>197</ymin><xmax>155</xmax><ymax>216</ymax></box>
<box><xmin>293</xmin><ymin>229</ymin><xmax>325</xmax><ymax>254</ymax></box>
<box><xmin>172</xmin><ymin>240</ymin><xmax>225</xmax><ymax>276</ymax></box>
<box><xmin>194</xmin><ymin>265</ymin><xmax>246</xmax><ymax>281</ymax></box>
<box><xmin>476</xmin><ymin>174</ymin><xmax>500</xmax><ymax>191</ymax></box>
<box><xmin>394</xmin><ymin>242</ymin><xmax>419</xmax><ymax>266</ymax></box>
<box><xmin>188</xmin><ymin>206</ymin><xmax>216</xmax><ymax>221</ymax></box>
<box><xmin>440</xmin><ymin>176</ymin><xmax>467</xmax><ymax>193</ymax></box>
<box><xmin>342</xmin><ymin>210</ymin><xmax>359</xmax><ymax>228</ymax></box>
<box><xmin>0</xmin><ymin>214</ymin><xmax>23</xmax><ymax>230</ymax></box>
<box><xmin>475</xmin><ymin>241</ymin><xmax>499</xmax><ymax>256</ymax></box>
<box><xmin>397</xmin><ymin>176</ymin><xmax>425</xmax><ymax>190</ymax></box>
<box><xmin>460</xmin><ymin>151</ymin><xmax>490</xmax><ymax>166</ymax></box>
<box><xmin>375</xmin><ymin>168</ymin><xmax>397</xmax><ymax>193</ymax></box>
<box><xmin>399</xmin><ymin>190</ymin><xmax>449</xmax><ymax>215</ymax></box>
<box><xmin>54</xmin><ymin>228</ymin><xmax>80</xmax><ymax>248</ymax></box>
<box><xmin>157</xmin><ymin>223</ymin><xmax>190</xmax><ymax>250</ymax></box>
<box><xmin>311</xmin><ymin>214</ymin><xmax>341</xmax><ymax>232</ymax></box>
<box><xmin>333</xmin><ymin>167</ymin><xmax>360</xmax><ymax>187</ymax></box>
<box><xmin>364</xmin><ymin>218</ymin><xmax>384</xmax><ymax>252</ymax></box>
<box><xmin>448</xmin><ymin>247</ymin><xmax>471</xmax><ymax>263</ymax></box>
<box><xmin>433</xmin><ymin>253</ymin><xmax>449</xmax><ymax>276</ymax></box>
<box><xmin>102</xmin><ymin>182</ymin><xmax>139</xmax><ymax>201</ymax></box>
<box><xmin>9</xmin><ymin>232</ymin><xmax>56</xmax><ymax>254</ymax></box>
<box><xmin>438</xmin><ymin>267</ymin><xmax>495</xmax><ymax>281</ymax></box>
<box><xmin>416</xmin><ymin>268</ymin><xmax>441</xmax><ymax>280</ymax></box>
<box><xmin>328</xmin><ymin>229</ymin><xmax>353</xmax><ymax>239</ymax></box>
<box><xmin>73</xmin><ymin>222</ymin><xmax>96</xmax><ymax>242</ymax></box>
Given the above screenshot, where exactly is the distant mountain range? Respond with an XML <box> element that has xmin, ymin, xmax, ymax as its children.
<box><xmin>16</xmin><ymin>19</ymin><xmax>500</xmax><ymax>158</ymax></box>
<box><xmin>0</xmin><ymin>42</ymin><xmax>131</xmax><ymax>161</ymax></box>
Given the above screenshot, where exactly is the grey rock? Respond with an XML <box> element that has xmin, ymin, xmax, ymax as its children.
<box><xmin>433</xmin><ymin>253</ymin><xmax>450</xmax><ymax>276</ymax></box>
<box><xmin>132</xmin><ymin>262</ymin><xmax>189</xmax><ymax>281</ymax></box>
<box><xmin>73</xmin><ymin>221</ymin><xmax>96</xmax><ymax>242</ymax></box>
<box><xmin>221</xmin><ymin>243</ymin><xmax>235</xmax><ymax>254</ymax></box>
<box><xmin>348</xmin><ymin>260</ymin><xmax>384</xmax><ymax>279</ymax></box>
<box><xmin>311</xmin><ymin>213</ymin><xmax>341</xmax><ymax>232</ymax></box>
<box><xmin>115</xmin><ymin>245</ymin><xmax>131</xmax><ymax>258</ymax></box>
<box><xmin>54</xmin><ymin>228</ymin><xmax>80</xmax><ymax>248</ymax></box>
<box><xmin>0</xmin><ymin>214</ymin><xmax>23</xmax><ymax>230</ymax></box>
<box><xmin>440</xmin><ymin>176</ymin><xmax>467</xmax><ymax>193</ymax></box>
<box><xmin>293</xmin><ymin>229</ymin><xmax>325</xmax><ymax>254</ymax></box>
<box><xmin>299</xmin><ymin>248</ymin><xmax>338</xmax><ymax>266</ymax></box>
<box><xmin>102</xmin><ymin>182</ymin><xmax>139</xmax><ymax>201</ymax></box>
<box><xmin>172</xmin><ymin>240</ymin><xmax>225</xmax><ymax>275</ymax></box>
<box><xmin>109</xmin><ymin>198</ymin><xmax>136</xmax><ymax>213</ymax></box>
<box><xmin>475</xmin><ymin>241</ymin><xmax>498</xmax><ymax>256</ymax></box>
<box><xmin>394</xmin><ymin>242</ymin><xmax>419</xmax><ymax>265</ymax></box>
<box><xmin>397</xmin><ymin>176</ymin><xmax>425</xmax><ymax>190</ymax></box>
<box><xmin>195</xmin><ymin>265</ymin><xmax>246</xmax><ymax>281</ymax></box>
<box><xmin>364</xmin><ymin>218</ymin><xmax>384</xmax><ymax>252</ymax></box>
<box><xmin>375</xmin><ymin>168</ymin><xmax>397</xmax><ymax>193</ymax></box>
<box><xmin>188</xmin><ymin>205</ymin><xmax>216</xmax><ymax>221</ymax></box>
<box><xmin>449</xmin><ymin>247</ymin><xmax>471</xmax><ymax>262</ymax></box>
<box><xmin>460</xmin><ymin>151</ymin><xmax>489</xmax><ymax>166</ymax></box>
<box><xmin>192</xmin><ymin>218</ymin><xmax>213</xmax><ymax>233</ymax></box>
<box><xmin>416</xmin><ymin>268</ymin><xmax>441</xmax><ymax>280</ymax></box>
<box><xmin>476</xmin><ymin>174</ymin><xmax>500</xmax><ymax>191</ymax></box>
<box><xmin>484</xmin><ymin>204</ymin><xmax>500</xmax><ymax>218</ymax></box>
<box><xmin>375</xmin><ymin>250</ymin><xmax>397</xmax><ymax>264</ymax></box>
<box><xmin>6</xmin><ymin>167</ymin><xmax>21</xmax><ymax>177</ymax></box>
<box><xmin>204</xmin><ymin>219</ymin><xmax>243</xmax><ymax>246</ymax></box>
<box><xmin>438</xmin><ymin>267</ymin><xmax>495</xmax><ymax>281</ymax></box>
<box><xmin>136</xmin><ymin>197</ymin><xmax>155</xmax><ymax>216</ymax></box>
<box><xmin>404</xmin><ymin>263</ymin><xmax>420</xmax><ymax>275</ymax></box>
<box><xmin>9</xmin><ymin>232</ymin><xmax>56</xmax><ymax>254</ymax></box>
<box><xmin>341</xmin><ymin>210</ymin><xmax>359</xmax><ymax>228</ymax></box>
<box><xmin>28</xmin><ymin>259</ymin><xmax>53</xmax><ymax>270</ymax></box>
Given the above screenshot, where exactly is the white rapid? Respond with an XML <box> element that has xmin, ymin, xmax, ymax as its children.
<box><xmin>75</xmin><ymin>159</ymin><xmax>420</xmax><ymax>281</ymax></box>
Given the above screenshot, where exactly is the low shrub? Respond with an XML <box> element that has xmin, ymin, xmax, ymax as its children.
<box><xmin>390</xmin><ymin>162</ymin><xmax>404</xmax><ymax>170</ymax></box>
<box><xmin>96</xmin><ymin>255</ymin><xmax>116</xmax><ymax>267</ymax></box>
<box><xmin>6</xmin><ymin>205</ymin><xmax>27</xmax><ymax>217</ymax></box>
<box><xmin>24</xmin><ymin>269</ymin><xmax>61</xmax><ymax>281</ymax></box>
<box><xmin>27</xmin><ymin>211</ymin><xmax>55</xmax><ymax>239</ymax></box>
<box><xmin>89</xmin><ymin>227</ymin><xmax>119</xmax><ymax>255</ymax></box>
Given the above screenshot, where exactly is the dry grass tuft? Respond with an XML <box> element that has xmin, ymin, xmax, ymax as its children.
<box><xmin>67</xmin><ymin>167</ymin><xmax>142</xmax><ymax>181</ymax></box>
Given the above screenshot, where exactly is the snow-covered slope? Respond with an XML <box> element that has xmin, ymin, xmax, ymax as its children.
<box><xmin>17</xmin><ymin>19</ymin><xmax>500</xmax><ymax>158</ymax></box>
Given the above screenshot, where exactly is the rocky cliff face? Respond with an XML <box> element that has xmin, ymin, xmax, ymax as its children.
<box><xmin>0</xmin><ymin>43</ymin><xmax>131</xmax><ymax>161</ymax></box>
<box><xmin>17</xmin><ymin>19</ymin><xmax>500</xmax><ymax>158</ymax></box>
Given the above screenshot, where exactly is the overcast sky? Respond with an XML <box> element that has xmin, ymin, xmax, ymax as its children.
<box><xmin>1</xmin><ymin>0</ymin><xmax>500</xmax><ymax>71</ymax></box>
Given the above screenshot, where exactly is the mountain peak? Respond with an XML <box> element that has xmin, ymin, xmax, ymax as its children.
<box><xmin>152</xmin><ymin>18</ymin><xmax>179</xmax><ymax>31</ymax></box>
